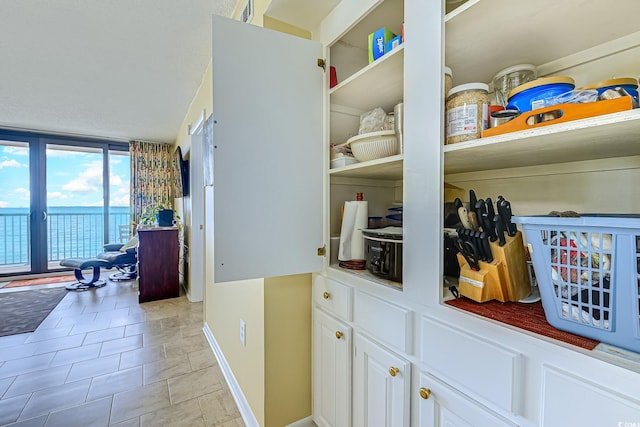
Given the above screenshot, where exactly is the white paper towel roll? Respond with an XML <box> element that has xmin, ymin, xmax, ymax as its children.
<box><xmin>338</xmin><ymin>200</ymin><xmax>368</xmax><ymax>261</ymax></box>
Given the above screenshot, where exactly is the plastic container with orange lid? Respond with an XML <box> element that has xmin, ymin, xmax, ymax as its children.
<box><xmin>579</xmin><ymin>77</ymin><xmax>638</xmax><ymax>103</ymax></box>
<box><xmin>506</xmin><ymin>76</ymin><xmax>575</xmax><ymax>113</ymax></box>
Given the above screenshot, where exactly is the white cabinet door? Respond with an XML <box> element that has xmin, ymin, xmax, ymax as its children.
<box><xmin>211</xmin><ymin>16</ymin><xmax>323</xmax><ymax>283</ymax></box>
<box><xmin>313</xmin><ymin>308</ymin><xmax>352</xmax><ymax>427</ymax></box>
<box><xmin>353</xmin><ymin>333</ymin><xmax>410</xmax><ymax>427</ymax></box>
<box><xmin>418</xmin><ymin>372</ymin><xmax>517</xmax><ymax>427</ymax></box>
<box><xmin>541</xmin><ymin>366</ymin><xmax>640</xmax><ymax>425</ymax></box>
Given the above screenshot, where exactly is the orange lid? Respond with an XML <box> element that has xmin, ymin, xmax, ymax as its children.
<box><xmin>578</xmin><ymin>77</ymin><xmax>638</xmax><ymax>90</ymax></box>
<box><xmin>507</xmin><ymin>76</ymin><xmax>575</xmax><ymax>99</ymax></box>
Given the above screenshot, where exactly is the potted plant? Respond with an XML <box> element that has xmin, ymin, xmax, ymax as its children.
<box><xmin>137</xmin><ymin>201</ymin><xmax>182</xmax><ymax>229</ymax></box>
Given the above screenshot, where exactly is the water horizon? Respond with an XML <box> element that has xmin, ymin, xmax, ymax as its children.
<box><xmin>0</xmin><ymin>206</ymin><xmax>132</xmax><ymax>266</ymax></box>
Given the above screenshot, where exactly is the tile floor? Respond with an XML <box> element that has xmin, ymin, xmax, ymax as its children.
<box><xmin>0</xmin><ymin>278</ymin><xmax>245</xmax><ymax>427</ymax></box>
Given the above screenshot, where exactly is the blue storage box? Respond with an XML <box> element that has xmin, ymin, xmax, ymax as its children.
<box><xmin>506</xmin><ymin>76</ymin><xmax>575</xmax><ymax>112</ymax></box>
<box><xmin>385</xmin><ymin>35</ymin><xmax>402</xmax><ymax>54</ymax></box>
<box><xmin>512</xmin><ymin>214</ymin><xmax>640</xmax><ymax>353</ymax></box>
<box><xmin>368</xmin><ymin>27</ymin><xmax>395</xmax><ymax>63</ymax></box>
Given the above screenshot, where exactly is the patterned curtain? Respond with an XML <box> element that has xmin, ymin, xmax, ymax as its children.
<box><xmin>129</xmin><ymin>140</ymin><xmax>182</xmax><ymax>228</ymax></box>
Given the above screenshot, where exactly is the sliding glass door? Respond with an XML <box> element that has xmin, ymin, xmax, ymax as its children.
<box><xmin>0</xmin><ymin>131</ymin><xmax>129</xmax><ymax>276</ymax></box>
<box><xmin>0</xmin><ymin>138</ymin><xmax>32</xmax><ymax>274</ymax></box>
<box><xmin>45</xmin><ymin>144</ymin><xmax>105</xmax><ymax>269</ymax></box>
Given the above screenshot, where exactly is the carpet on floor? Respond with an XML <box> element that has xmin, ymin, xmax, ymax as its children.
<box><xmin>4</xmin><ymin>275</ymin><xmax>77</xmax><ymax>288</ymax></box>
<box><xmin>0</xmin><ymin>288</ymin><xmax>68</xmax><ymax>337</ymax></box>
<box><xmin>445</xmin><ymin>297</ymin><xmax>600</xmax><ymax>350</ymax></box>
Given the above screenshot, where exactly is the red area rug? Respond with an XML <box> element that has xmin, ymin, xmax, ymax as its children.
<box><xmin>4</xmin><ymin>275</ymin><xmax>77</xmax><ymax>288</ymax></box>
<box><xmin>445</xmin><ymin>298</ymin><xmax>599</xmax><ymax>350</ymax></box>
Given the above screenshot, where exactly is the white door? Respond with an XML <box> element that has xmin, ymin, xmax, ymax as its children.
<box><xmin>187</xmin><ymin>112</ymin><xmax>206</xmax><ymax>302</ymax></box>
<box><xmin>418</xmin><ymin>372</ymin><xmax>516</xmax><ymax>427</ymax></box>
<box><xmin>541</xmin><ymin>366</ymin><xmax>640</xmax><ymax>425</ymax></box>
<box><xmin>353</xmin><ymin>333</ymin><xmax>410</xmax><ymax>427</ymax></box>
<box><xmin>211</xmin><ymin>16</ymin><xmax>323</xmax><ymax>283</ymax></box>
<box><xmin>313</xmin><ymin>308</ymin><xmax>352</xmax><ymax>427</ymax></box>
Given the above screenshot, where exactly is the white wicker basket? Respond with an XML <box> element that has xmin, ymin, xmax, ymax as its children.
<box><xmin>346</xmin><ymin>130</ymin><xmax>399</xmax><ymax>162</ymax></box>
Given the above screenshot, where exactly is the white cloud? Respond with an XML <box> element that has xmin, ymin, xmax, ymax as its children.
<box><xmin>2</xmin><ymin>146</ymin><xmax>28</xmax><ymax>156</ymax></box>
<box><xmin>47</xmin><ymin>191</ymin><xmax>69</xmax><ymax>200</ymax></box>
<box><xmin>110</xmin><ymin>174</ymin><xmax>123</xmax><ymax>186</ymax></box>
<box><xmin>62</xmin><ymin>161</ymin><xmax>103</xmax><ymax>193</ymax></box>
<box><xmin>0</xmin><ymin>159</ymin><xmax>26</xmax><ymax>169</ymax></box>
<box><xmin>14</xmin><ymin>188</ymin><xmax>30</xmax><ymax>201</ymax></box>
<box><xmin>0</xmin><ymin>201</ymin><xmax>7</xmax><ymax>208</ymax></box>
<box><xmin>111</xmin><ymin>194</ymin><xmax>130</xmax><ymax>207</ymax></box>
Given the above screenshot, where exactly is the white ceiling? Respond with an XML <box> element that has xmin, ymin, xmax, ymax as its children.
<box><xmin>0</xmin><ymin>0</ymin><xmax>238</xmax><ymax>144</ymax></box>
<box><xmin>265</xmin><ymin>0</ymin><xmax>340</xmax><ymax>33</ymax></box>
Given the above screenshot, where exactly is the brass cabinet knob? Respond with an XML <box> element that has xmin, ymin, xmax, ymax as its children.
<box><xmin>335</xmin><ymin>331</ymin><xmax>344</xmax><ymax>339</ymax></box>
<box><xmin>323</xmin><ymin>291</ymin><xmax>330</xmax><ymax>300</ymax></box>
<box><xmin>389</xmin><ymin>367</ymin><xmax>400</xmax><ymax>377</ymax></box>
<box><xmin>419</xmin><ymin>387</ymin><xmax>432</xmax><ymax>400</ymax></box>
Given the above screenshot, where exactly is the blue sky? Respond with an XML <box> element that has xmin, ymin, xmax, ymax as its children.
<box><xmin>0</xmin><ymin>143</ymin><xmax>130</xmax><ymax>208</ymax></box>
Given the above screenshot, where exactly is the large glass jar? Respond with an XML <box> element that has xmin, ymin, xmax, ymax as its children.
<box><xmin>446</xmin><ymin>83</ymin><xmax>489</xmax><ymax>144</ymax></box>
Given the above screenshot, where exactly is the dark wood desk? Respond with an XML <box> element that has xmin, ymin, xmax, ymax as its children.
<box><xmin>137</xmin><ymin>227</ymin><xmax>179</xmax><ymax>303</ymax></box>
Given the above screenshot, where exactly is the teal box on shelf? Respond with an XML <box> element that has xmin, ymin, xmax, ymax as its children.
<box><xmin>368</xmin><ymin>27</ymin><xmax>395</xmax><ymax>63</ymax></box>
<box><xmin>385</xmin><ymin>35</ymin><xmax>402</xmax><ymax>54</ymax></box>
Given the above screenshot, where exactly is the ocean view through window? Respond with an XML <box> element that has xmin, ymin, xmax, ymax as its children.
<box><xmin>0</xmin><ymin>133</ymin><xmax>130</xmax><ymax>275</ymax></box>
<box><xmin>0</xmin><ymin>206</ymin><xmax>130</xmax><ymax>266</ymax></box>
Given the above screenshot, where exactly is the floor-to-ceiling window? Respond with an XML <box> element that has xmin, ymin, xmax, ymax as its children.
<box><xmin>0</xmin><ymin>131</ymin><xmax>129</xmax><ymax>276</ymax></box>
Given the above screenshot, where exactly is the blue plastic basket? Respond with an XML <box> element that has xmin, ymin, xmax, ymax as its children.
<box><xmin>512</xmin><ymin>215</ymin><xmax>640</xmax><ymax>353</ymax></box>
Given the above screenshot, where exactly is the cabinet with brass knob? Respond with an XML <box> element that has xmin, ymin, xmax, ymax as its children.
<box><xmin>417</xmin><ymin>372</ymin><xmax>515</xmax><ymax>427</ymax></box>
<box><xmin>313</xmin><ymin>308</ymin><xmax>352</xmax><ymax>427</ymax></box>
<box><xmin>353</xmin><ymin>333</ymin><xmax>411</xmax><ymax>427</ymax></box>
<box><xmin>313</xmin><ymin>275</ymin><xmax>352</xmax><ymax>321</ymax></box>
<box><xmin>419</xmin><ymin>387</ymin><xmax>431</xmax><ymax>400</ymax></box>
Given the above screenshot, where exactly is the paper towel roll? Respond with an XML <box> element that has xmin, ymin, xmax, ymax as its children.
<box><xmin>338</xmin><ymin>200</ymin><xmax>368</xmax><ymax>261</ymax></box>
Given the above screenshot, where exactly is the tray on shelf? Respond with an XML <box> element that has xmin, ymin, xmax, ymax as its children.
<box><xmin>482</xmin><ymin>97</ymin><xmax>633</xmax><ymax>138</ymax></box>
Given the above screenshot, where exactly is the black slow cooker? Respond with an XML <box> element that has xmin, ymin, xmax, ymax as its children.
<box><xmin>363</xmin><ymin>227</ymin><xmax>403</xmax><ymax>283</ymax></box>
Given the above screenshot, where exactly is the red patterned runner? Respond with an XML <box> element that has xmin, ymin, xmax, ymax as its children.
<box><xmin>445</xmin><ymin>298</ymin><xmax>599</xmax><ymax>350</ymax></box>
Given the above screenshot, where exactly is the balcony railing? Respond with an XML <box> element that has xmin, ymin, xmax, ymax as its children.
<box><xmin>0</xmin><ymin>210</ymin><xmax>130</xmax><ymax>269</ymax></box>
<box><xmin>0</xmin><ymin>213</ymin><xmax>30</xmax><ymax>267</ymax></box>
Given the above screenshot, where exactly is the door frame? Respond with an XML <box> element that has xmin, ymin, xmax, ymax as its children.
<box><xmin>186</xmin><ymin>110</ymin><xmax>206</xmax><ymax>302</ymax></box>
<box><xmin>0</xmin><ymin>129</ymin><xmax>128</xmax><ymax>277</ymax></box>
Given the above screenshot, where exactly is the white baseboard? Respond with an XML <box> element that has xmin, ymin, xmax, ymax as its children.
<box><xmin>202</xmin><ymin>323</ymin><xmax>259</xmax><ymax>427</ymax></box>
<box><xmin>286</xmin><ymin>415</ymin><xmax>316</xmax><ymax>427</ymax></box>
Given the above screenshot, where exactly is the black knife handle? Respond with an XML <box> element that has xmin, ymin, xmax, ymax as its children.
<box><xmin>472</xmin><ymin>230</ymin><xmax>485</xmax><ymax>261</ymax></box>
<box><xmin>479</xmin><ymin>231</ymin><xmax>493</xmax><ymax>263</ymax></box>
<box><xmin>494</xmin><ymin>215</ymin><xmax>506</xmax><ymax>246</ymax></box>
<box><xmin>504</xmin><ymin>201</ymin><xmax>517</xmax><ymax>237</ymax></box>
<box><xmin>481</xmin><ymin>212</ymin><xmax>496</xmax><ymax>241</ymax></box>
<box><xmin>486</xmin><ymin>198</ymin><xmax>496</xmax><ymax>220</ymax></box>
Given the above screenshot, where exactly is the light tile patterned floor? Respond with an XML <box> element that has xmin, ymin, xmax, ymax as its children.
<box><xmin>0</xmin><ymin>279</ymin><xmax>244</xmax><ymax>427</ymax></box>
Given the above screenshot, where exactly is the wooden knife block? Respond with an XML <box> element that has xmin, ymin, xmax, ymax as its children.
<box><xmin>456</xmin><ymin>230</ymin><xmax>531</xmax><ymax>303</ymax></box>
<box><xmin>456</xmin><ymin>254</ymin><xmax>507</xmax><ymax>303</ymax></box>
<box><xmin>489</xmin><ymin>231</ymin><xmax>531</xmax><ymax>301</ymax></box>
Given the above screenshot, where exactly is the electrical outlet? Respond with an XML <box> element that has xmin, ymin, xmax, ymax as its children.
<box><xmin>239</xmin><ymin>319</ymin><xmax>246</xmax><ymax>346</ymax></box>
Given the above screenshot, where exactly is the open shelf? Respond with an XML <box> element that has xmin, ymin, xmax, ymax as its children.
<box><xmin>328</xmin><ymin>264</ymin><xmax>402</xmax><ymax>291</ymax></box>
<box><xmin>329</xmin><ymin>154</ymin><xmax>403</xmax><ymax>179</ymax></box>
<box><xmin>330</xmin><ymin>45</ymin><xmax>404</xmax><ymax>113</ymax></box>
<box><xmin>444</xmin><ymin>109</ymin><xmax>640</xmax><ymax>174</ymax></box>
<box><xmin>445</xmin><ymin>0</ymin><xmax>640</xmax><ymax>85</ymax></box>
